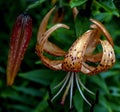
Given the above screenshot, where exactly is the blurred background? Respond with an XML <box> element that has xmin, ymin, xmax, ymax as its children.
<box><xmin>0</xmin><ymin>0</ymin><xmax>120</xmax><ymax>112</ymax></box>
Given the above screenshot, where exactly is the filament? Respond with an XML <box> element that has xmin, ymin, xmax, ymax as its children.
<box><xmin>61</xmin><ymin>74</ymin><xmax>71</xmax><ymax>105</ymax></box>
<box><xmin>70</xmin><ymin>72</ymin><xmax>74</xmax><ymax>109</ymax></box>
<box><xmin>75</xmin><ymin>73</ymin><xmax>92</xmax><ymax>106</ymax></box>
<box><xmin>53</xmin><ymin>72</ymin><xmax>70</xmax><ymax>89</ymax></box>
<box><xmin>51</xmin><ymin>72</ymin><xmax>70</xmax><ymax>102</ymax></box>
<box><xmin>76</xmin><ymin>73</ymin><xmax>95</xmax><ymax>95</ymax></box>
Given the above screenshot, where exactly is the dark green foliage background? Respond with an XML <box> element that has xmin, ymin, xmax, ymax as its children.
<box><xmin>0</xmin><ymin>0</ymin><xmax>120</xmax><ymax>112</ymax></box>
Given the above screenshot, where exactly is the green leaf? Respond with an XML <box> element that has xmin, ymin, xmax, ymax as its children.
<box><xmin>99</xmin><ymin>96</ymin><xmax>112</xmax><ymax>112</ymax></box>
<box><xmin>115</xmin><ymin>45</ymin><xmax>120</xmax><ymax>53</ymax></box>
<box><xmin>75</xmin><ymin>17</ymin><xmax>89</xmax><ymax>37</ymax></box>
<box><xmin>50</xmin><ymin>71</ymin><xmax>65</xmax><ymax>89</ymax></box>
<box><xmin>109</xmin><ymin>102</ymin><xmax>120</xmax><ymax>111</ymax></box>
<box><xmin>100</xmin><ymin>71</ymin><xmax>119</xmax><ymax>79</ymax></box>
<box><xmin>109</xmin><ymin>86</ymin><xmax>120</xmax><ymax>97</ymax></box>
<box><xmin>94</xmin><ymin>0</ymin><xmax>119</xmax><ymax>17</ymax></box>
<box><xmin>26</xmin><ymin>0</ymin><xmax>46</xmax><ymax>11</ymax></box>
<box><xmin>94</xmin><ymin>104</ymin><xmax>108</xmax><ymax>112</ymax></box>
<box><xmin>33</xmin><ymin>92</ymin><xmax>53</xmax><ymax>112</ymax></box>
<box><xmin>12</xmin><ymin>86</ymin><xmax>45</xmax><ymax>97</ymax></box>
<box><xmin>34</xmin><ymin>100</ymin><xmax>49</xmax><ymax>112</ymax></box>
<box><xmin>113</xmin><ymin>0</ymin><xmax>120</xmax><ymax>15</ymax></box>
<box><xmin>74</xmin><ymin>90</ymin><xmax>84</xmax><ymax>112</ymax></box>
<box><xmin>2</xmin><ymin>92</ymin><xmax>34</xmax><ymax>105</ymax></box>
<box><xmin>94</xmin><ymin>12</ymin><xmax>112</xmax><ymax>22</ymax></box>
<box><xmin>10</xmin><ymin>104</ymin><xmax>32</xmax><ymax>112</ymax></box>
<box><xmin>90</xmin><ymin>76</ymin><xmax>109</xmax><ymax>94</ymax></box>
<box><xmin>70</xmin><ymin>0</ymin><xmax>87</xmax><ymax>8</ymax></box>
<box><xmin>19</xmin><ymin>69</ymin><xmax>57</xmax><ymax>85</ymax></box>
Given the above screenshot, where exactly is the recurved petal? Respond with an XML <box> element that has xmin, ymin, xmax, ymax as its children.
<box><xmin>44</xmin><ymin>41</ymin><xmax>66</xmax><ymax>56</ymax></box>
<box><xmin>84</xmin><ymin>53</ymin><xmax>102</xmax><ymax>62</ymax></box>
<box><xmin>90</xmin><ymin>18</ymin><xmax>114</xmax><ymax>47</ymax></box>
<box><xmin>87</xmin><ymin>40</ymin><xmax>115</xmax><ymax>75</ymax></box>
<box><xmin>37</xmin><ymin>6</ymin><xmax>56</xmax><ymax>42</ymax></box>
<box><xmin>37</xmin><ymin>23</ymin><xmax>69</xmax><ymax>56</ymax></box>
<box><xmin>36</xmin><ymin>44</ymin><xmax>63</xmax><ymax>70</ymax></box>
<box><xmin>81</xmin><ymin>62</ymin><xmax>95</xmax><ymax>74</ymax></box>
<box><xmin>85</xmin><ymin>28</ymin><xmax>100</xmax><ymax>55</ymax></box>
<box><xmin>36</xmin><ymin>23</ymin><xmax>69</xmax><ymax>70</ymax></box>
<box><xmin>37</xmin><ymin>6</ymin><xmax>69</xmax><ymax>57</ymax></box>
<box><xmin>45</xmin><ymin>24</ymin><xmax>69</xmax><ymax>41</ymax></box>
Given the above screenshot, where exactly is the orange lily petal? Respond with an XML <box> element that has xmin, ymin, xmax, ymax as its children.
<box><xmin>36</xmin><ymin>24</ymin><xmax>69</xmax><ymax>70</ymax></box>
<box><xmin>62</xmin><ymin>30</ymin><xmax>93</xmax><ymax>72</ymax></box>
<box><xmin>90</xmin><ymin>18</ymin><xmax>114</xmax><ymax>47</ymax></box>
<box><xmin>82</xmin><ymin>40</ymin><xmax>115</xmax><ymax>75</ymax></box>
<box><xmin>44</xmin><ymin>41</ymin><xmax>66</xmax><ymax>56</ymax></box>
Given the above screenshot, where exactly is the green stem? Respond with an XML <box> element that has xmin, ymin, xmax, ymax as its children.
<box><xmin>25</xmin><ymin>0</ymin><xmax>46</xmax><ymax>11</ymax></box>
<box><xmin>94</xmin><ymin>0</ymin><xmax>111</xmax><ymax>12</ymax></box>
<box><xmin>59</xmin><ymin>0</ymin><xmax>63</xmax><ymax>7</ymax></box>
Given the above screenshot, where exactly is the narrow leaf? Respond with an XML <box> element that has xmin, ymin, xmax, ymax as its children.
<box><xmin>70</xmin><ymin>0</ymin><xmax>87</xmax><ymax>8</ymax></box>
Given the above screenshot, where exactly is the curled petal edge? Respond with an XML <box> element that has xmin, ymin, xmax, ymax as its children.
<box><xmin>36</xmin><ymin>24</ymin><xmax>69</xmax><ymax>70</ymax></box>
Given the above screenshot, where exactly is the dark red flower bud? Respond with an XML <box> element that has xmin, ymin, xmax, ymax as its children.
<box><xmin>7</xmin><ymin>13</ymin><xmax>32</xmax><ymax>85</ymax></box>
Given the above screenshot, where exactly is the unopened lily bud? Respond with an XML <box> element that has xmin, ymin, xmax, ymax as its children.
<box><xmin>53</xmin><ymin>7</ymin><xmax>64</xmax><ymax>23</ymax></box>
<box><xmin>7</xmin><ymin>13</ymin><xmax>32</xmax><ymax>86</ymax></box>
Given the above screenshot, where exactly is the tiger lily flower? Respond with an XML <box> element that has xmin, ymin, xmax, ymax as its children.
<box><xmin>36</xmin><ymin>7</ymin><xmax>115</xmax><ymax>108</ymax></box>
